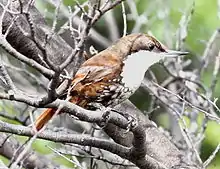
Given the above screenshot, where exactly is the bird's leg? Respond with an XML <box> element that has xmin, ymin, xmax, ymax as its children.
<box><xmin>88</xmin><ymin>103</ymin><xmax>137</xmax><ymax>132</ymax></box>
<box><xmin>111</xmin><ymin>109</ymin><xmax>137</xmax><ymax>133</ymax></box>
<box><xmin>87</xmin><ymin>102</ymin><xmax>111</xmax><ymax>128</ymax></box>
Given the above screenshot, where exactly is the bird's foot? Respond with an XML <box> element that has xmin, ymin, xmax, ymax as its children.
<box><xmin>88</xmin><ymin>102</ymin><xmax>111</xmax><ymax>128</ymax></box>
<box><xmin>111</xmin><ymin>109</ymin><xmax>137</xmax><ymax>133</ymax></box>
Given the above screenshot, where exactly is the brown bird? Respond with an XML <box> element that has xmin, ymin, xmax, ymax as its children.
<box><xmin>35</xmin><ymin>33</ymin><xmax>188</xmax><ymax>130</ymax></box>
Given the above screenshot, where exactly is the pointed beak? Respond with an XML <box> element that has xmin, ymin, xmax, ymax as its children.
<box><xmin>164</xmin><ymin>50</ymin><xmax>189</xmax><ymax>57</ymax></box>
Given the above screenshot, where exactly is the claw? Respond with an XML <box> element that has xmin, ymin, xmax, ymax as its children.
<box><xmin>111</xmin><ymin>109</ymin><xmax>137</xmax><ymax>132</ymax></box>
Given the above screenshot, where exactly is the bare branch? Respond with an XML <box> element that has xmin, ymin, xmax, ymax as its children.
<box><xmin>0</xmin><ymin>38</ymin><xmax>54</xmax><ymax>78</ymax></box>
<box><xmin>0</xmin><ymin>133</ymin><xmax>67</xmax><ymax>169</ymax></box>
<box><xmin>0</xmin><ymin>120</ymin><xmax>131</xmax><ymax>159</ymax></box>
<box><xmin>203</xmin><ymin>143</ymin><xmax>220</xmax><ymax>167</ymax></box>
<box><xmin>199</xmin><ymin>29</ymin><xmax>220</xmax><ymax>77</ymax></box>
<box><xmin>121</xmin><ymin>1</ymin><xmax>127</xmax><ymax>36</ymax></box>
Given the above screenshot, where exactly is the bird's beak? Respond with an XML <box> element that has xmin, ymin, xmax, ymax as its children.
<box><xmin>164</xmin><ymin>50</ymin><xmax>189</xmax><ymax>57</ymax></box>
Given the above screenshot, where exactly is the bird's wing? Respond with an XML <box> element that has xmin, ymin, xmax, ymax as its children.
<box><xmin>69</xmin><ymin>52</ymin><xmax>123</xmax><ymax>108</ymax></box>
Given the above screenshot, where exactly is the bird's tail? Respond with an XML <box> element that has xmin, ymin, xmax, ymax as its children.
<box><xmin>34</xmin><ymin>95</ymin><xmax>81</xmax><ymax>131</ymax></box>
<box><xmin>35</xmin><ymin>108</ymin><xmax>56</xmax><ymax>131</ymax></box>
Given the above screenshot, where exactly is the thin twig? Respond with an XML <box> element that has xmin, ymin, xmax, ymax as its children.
<box><xmin>121</xmin><ymin>1</ymin><xmax>127</xmax><ymax>36</ymax></box>
<box><xmin>10</xmin><ymin>134</ymin><xmax>38</xmax><ymax>169</ymax></box>
<box><xmin>208</xmin><ymin>50</ymin><xmax>220</xmax><ymax>96</ymax></box>
<box><xmin>199</xmin><ymin>29</ymin><xmax>220</xmax><ymax>77</ymax></box>
<box><xmin>0</xmin><ymin>61</ymin><xmax>17</xmax><ymax>91</ymax></box>
<box><xmin>0</xmin><ymin>38</ymin><xmax>54</xmax><ymax>78</ymax></box>
<box><xmin>203</xmin><ymin>143</ymin><xmax>220</xmax><ymax>167</ymax></box>
<box><xmin>46</xmin><ymin>145</ymin><xmax>84</xmax><ymax>169</ymax></box>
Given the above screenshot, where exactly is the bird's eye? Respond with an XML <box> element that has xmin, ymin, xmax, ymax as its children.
<box><xmin>148</xmin><ymin>43</ymin><xmax>155</xmax><ymax>51</ymax></box>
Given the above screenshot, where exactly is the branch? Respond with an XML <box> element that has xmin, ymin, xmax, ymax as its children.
<box><xmin>0</xmin><ymin>133</ymin><xmax>69</xmax><ymax>169</ymax></box>
<box><xmin>0</xmin><ymin>121</ymin><xmax>131</xmax><ymax>159</ymax></box>
<box><xmin>0</xmin><ymin>37</ymin><xmax>54</xmax><ymax>78</ymax></box>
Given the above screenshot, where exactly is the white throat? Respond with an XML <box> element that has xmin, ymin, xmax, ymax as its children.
<box><xmin>121</xmin><ymin>50</ymin><xmax>164</xmax><ymax>91</ymax></box>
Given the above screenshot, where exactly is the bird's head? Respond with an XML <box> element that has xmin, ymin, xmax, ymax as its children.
<box><xmin>128</xmin><ymin>33</ymin><xmax>188</xmax><ymax>59</ymax></box>
<box><xmin>114</xmin><ymin>33</ymin><xmax>188</xmax><ymax>70</ymax></box>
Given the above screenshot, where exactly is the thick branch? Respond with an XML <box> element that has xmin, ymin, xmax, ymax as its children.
<box><xmin>0</xmin><ymin>121</ymin><xmax>131</xmax><ymax>159</ymax></box>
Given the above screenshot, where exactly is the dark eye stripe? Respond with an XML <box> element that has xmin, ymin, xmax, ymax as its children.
<box><xmin>154</xmin><ymin>40</ymin><xmax>166</xmax><ymax>52</ymax></box>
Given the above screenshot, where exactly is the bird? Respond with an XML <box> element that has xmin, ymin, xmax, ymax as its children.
<box><xmin>35</xmin><ymin>33</ymin><xmax>188</xmax><ymax>130</ymax></box>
